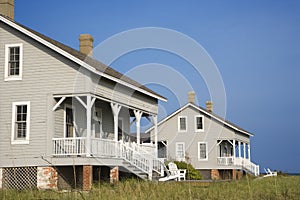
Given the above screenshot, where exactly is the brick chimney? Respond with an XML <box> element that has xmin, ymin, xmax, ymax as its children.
<box><xmin>0</xmin><ymin>0</ymin><xmax>14</xmax><ymax>20</ymax></box>
<box><xmin>188</xmin><ymin>91</ymin><xmax>196</xmax><ymax>104</ymax></box>
<box><xmin>206</xmin><ymin>101</ymin><xmax>213</xmax><ymax>112</ymax></box>
<box><xmin>79</xmin><ymin>34</ymin><xmax>94</xmax><ymax>57</ymax></box>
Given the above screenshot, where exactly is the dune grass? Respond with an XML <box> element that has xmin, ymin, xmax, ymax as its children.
<box><xmin>0</xmin><ymin>176</ymin><xmax>299</xmax><ymax>200</ymax></box>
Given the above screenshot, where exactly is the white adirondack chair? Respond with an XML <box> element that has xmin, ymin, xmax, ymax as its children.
<box><xmin>263</xmin><ymin>168</ymin><xmax>277</xmax><ymax>177</ymax></box>
<box><xmin>159</xmin><ymin>162</ymin><xmax>187</xmax><ymax>181</ymax></box>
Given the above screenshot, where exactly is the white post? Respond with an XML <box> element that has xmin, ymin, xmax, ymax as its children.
<box><xmin>152</xmin><ymin>115</ymin><xmax>158</xmax><ymax>156</ymax></box>
<box><xmin>232</xmin><ymin>140</ymin><xmax>236</xmax><ymax>164</ymax></box>
<box><xmin>111</xmin><ymin>103</ymin><xmax>121</xmax><ymax>142</ymax></box>
<box><xmin>238</xmin><ymin>141</ymin><xmax>241</xmax><ymax>158</ymax></box>
<box><xmin>248</xmin><ymin>144</ymin><xmax>251</xmax><ymax>161</ymax></box>
<box><xmin>148</xmin><ymin>158</ymin><xmax>153</xmax><ymax>181</ymax></box>
<box><xmin>243</xmin><ymin>142</ymin><xmax>246</xmax><ymax>166</ymax></box>
<box><xmin>134</xmin><ymin>110</ymin><xmax>142</xmax><ymax>145</ymax></box>
<box><xmin>86</xmin><ymin>95</ymin><xmax>92</xmax><ymax>157</ymax></box>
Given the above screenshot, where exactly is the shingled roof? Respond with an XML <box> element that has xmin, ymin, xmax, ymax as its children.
<box><xmin>0</xmin><ymin>15</ymin><xmax>167</xmax><ymax>101</ymax></box>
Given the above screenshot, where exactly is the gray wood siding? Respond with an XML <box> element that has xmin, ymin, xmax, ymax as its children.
<box><xmin>0</xmin><ymin>23</ymin><xmax>86</xmax><ymax>166</ymax></box>
<box><xmin>154</xmin><ymin>105</ymin><xmax>250</xmax><ymax>169</ymax></box>
<box><xmin>0</xmin><ymin>22</ymin><xmax>158</xmax><ymax>167</ymax></box>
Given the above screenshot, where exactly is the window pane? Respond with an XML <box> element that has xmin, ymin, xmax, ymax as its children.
<box><xmin>8</xmin><ymin>47</ymin><xmax>20</xmax><ymax>76</ymax></box>
<box><xmin>17</xmin><ymin>122</ymin><xmax>26</xmax><ymax>138</ymax></box>
<box><xmin>15</xmin><ymin>47</ymin><xmax>19</xmax><ymax>54</ymax></box>
<box><xmin>180</xmin><ymin>117</ymin><xmax>186</xmax><ymax>130</ymax></box>
<box><xmin>196</xmin><ymin>117</ymin><xmax>203</xmax><ymax>130</ymax></box>
<box><xmin>15</xmin><ymin>105</ymin><xmax>28</xmax><ymax>140</ymax></box>
<box><xmin>176</xmin><ymin>143</ymin><xmax>184</xmax><ymax>159</ymax></box>
<box><xmin>199</xmin><ymin>143</ymin><xmax>207</xmax><ymax>159</ymax></box>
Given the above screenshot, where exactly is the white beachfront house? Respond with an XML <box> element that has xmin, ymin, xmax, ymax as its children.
<box><xmin>147</xmin><ymin>92</ymin><xmax>259</xmax><ymax>179</ymax></box>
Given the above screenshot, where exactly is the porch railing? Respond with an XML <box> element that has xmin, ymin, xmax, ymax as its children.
<box><xmin>217</xmin><ymin>157</ymin><xmax>234</xmax><ymax>166</ymax></box>
<box><xmin>52</xmin><ymin>137</ymin><xmax>165</xmax><ymax>180</ymax></box>
<box><xmin>52</xmin><ymin>137</ymin><xmax>86</xmax><ymax>156</ymax></box>
<box><xmin>217</xmin><ymin>156</ymin><xmax>260</xmax><ymax>176</ymax></box>
<box><xmin>91</xmin><ymin>138</ymin><xmax>118</xmax><ymax>157</ymax></box>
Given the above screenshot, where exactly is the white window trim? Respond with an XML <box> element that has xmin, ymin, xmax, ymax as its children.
<box><xmin>178</xmin><ymin>116</ymin><xmax>187</xmax><ymax>132</ymax></box>
<box><xmin>175</xmin><ymin>142</ymin><xmax>185</xmax><ymax>161</ymax></box>
<box><xmin>195</xmin><ymin>115</ymin><xmax>204</xmax><ymax>132</ymax></box>
<box><xmin>64</xmin><ymin>104</ymin><xmax>76</xmax><ymax>138</ymax></box>
<box><xmin>198</xmin><ymin>142</ymin><xmax>208</xmax><ymax>161</ymax></box>
<box><xmin>4</xmin><ymin>43</ymin><xmax>23</xmax><ymax>81</ymax></box>
<box><xmin>11</xmin><ymin>101</ymin><xmax>30</xmax><ymax>144</ymax></box>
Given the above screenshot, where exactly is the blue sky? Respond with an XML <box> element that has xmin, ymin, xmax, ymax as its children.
<box><xmin>15</xmin><ymin>0</ymin><xmax>300</xmax><ymax>173</ymax></box>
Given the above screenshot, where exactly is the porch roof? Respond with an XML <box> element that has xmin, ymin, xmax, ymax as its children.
<box><xmin>52</xmin><ymin>92</ymin><xmax>157</xmax><ymax>115</ymax></box>
<box><xmin>0</xmin><ymin>15</ymin><xmax>167</xmax><ymax>102</ymax></box>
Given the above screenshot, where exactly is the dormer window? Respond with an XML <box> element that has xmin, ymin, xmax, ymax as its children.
<box><xmin>5</xmin><ymin>43</ymin><xmax>23</xmax><ymax>81</ymax></box>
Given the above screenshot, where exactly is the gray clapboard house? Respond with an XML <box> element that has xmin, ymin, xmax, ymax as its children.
<box><xmin>147</xmin><ymin>92</ymin><xmax>260</xmax><ymax>179</ymax></box>
<box><xmin>0</xmin><ymin>1</ymin><xmax>166</xmax><ymax>190</ymax></box>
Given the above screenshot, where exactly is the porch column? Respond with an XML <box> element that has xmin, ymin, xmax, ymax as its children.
<box><xmin>111</xmin><ymin>103</ymin><xmax>121</xmax><ymax>142</ymax></box>
<box><xmin>243</xmin><ymin>142</ymin><xmax>246</xmax><ymax>161</ymax></box>
<box><xmin>86</xmin><ymin>95</ymin><xmax>94</xmax><ymax>157</ymax></box>
<box><xmin>152</xmin><ymin>115</ymin><xmax>158</xmax><ymax>154</ymax></box>
<box><xmin>238</xmin><ymin>141</ymin><xmax>241</xmax><ymax>158</ymax></box>
<box><xmin>134</xmin><ymin>110</ymin><xmax>142</xmax><ymax>145</ymax></box>
<box><xmin>248</xmin><ymin>144</ymin><xmax>251</xmax><ymax>161</ymax></box>
<box><xmin>232</xmin><ymin>140</ymin><xmax>236</xmax><ymax>158</ymax></box>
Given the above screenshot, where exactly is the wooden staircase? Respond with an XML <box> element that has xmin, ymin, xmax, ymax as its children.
<box><xmin>118</xmin><ymin>142</ymin><xmax>166</xmax><ymax>180</ymax></box>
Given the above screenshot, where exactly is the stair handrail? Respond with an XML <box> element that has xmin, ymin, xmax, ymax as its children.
<box><xmin>118</xmin><ymin>141</ymin><xmax>154</xmax><ymax>179</ymax></box>
<box><xmin>123</xmin><ymin>142</ymin><xmax>167</xmax><ymax>176</ymax></box>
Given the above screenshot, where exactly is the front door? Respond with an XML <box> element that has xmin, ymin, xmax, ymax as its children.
<box><xmin>65</xmin><ymin>107</ymin><xmax>75</xmax><ymax>137</ymax></box>
<box><xmin>92</xmin><ymin>107</ymin><xmax>102</xmax><ymax>138</ymax></box>
<box><xmin>158</xmin><ymin>141</ymin><xmax>167</xmax><ymax>158</ymax></box>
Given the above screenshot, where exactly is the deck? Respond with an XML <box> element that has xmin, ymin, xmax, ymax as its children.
<box><xmin>52</xmin><ymin>137</ymin><xmax>164</xmax><ymax>180</ymax></box>
<box><xmin>217</xmin><ymin>156</ymin><xmax>260</xmax><ymax>176</ymax></box>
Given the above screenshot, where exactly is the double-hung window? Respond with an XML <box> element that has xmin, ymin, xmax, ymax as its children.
<box><xmin>176</xmin><ymin>142</ymin><xmax>185</xmax><ymax>161</ymax></box>
<box><xmin>11</xmin><ymin>102</ymin><xmax>30</xmax><ymax>144</ymax></box>
<box><xmin>198</xmin><ymin>142</ymin><xmax>208</xmax><ymax>160</ymax></box>
<box><xmin>5</xmin><ymin>43</ymin><xmax>23</xmax><ymax>81</ymax></box>
<box><xmin>195</xmin><ymin>115</ymin><xmax>204</xmax><ymax>132</ymax></box>
<box><xmin>178</xmin><ymin>116</ymin><xmax>187</xmax><ymax>132</ymax></box>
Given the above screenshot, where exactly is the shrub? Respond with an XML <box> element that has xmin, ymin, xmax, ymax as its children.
<box><xmin>173</xmin><ymin>161</ymin><xmax>203</xmax><ymax>180</ymax></box>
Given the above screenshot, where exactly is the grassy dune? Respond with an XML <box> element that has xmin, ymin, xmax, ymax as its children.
<box><xmin>0</xmin><ymin>176</ymin><xmax>299</xmax><ymax>200</ymax></box>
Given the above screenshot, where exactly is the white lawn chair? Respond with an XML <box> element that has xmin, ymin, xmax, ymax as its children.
<box><xmin>159</xmin><ymin>162</ymin><xmax>187</xmax><ymax>181</ymax></box>
<box><xmin>263</xmin><ymin>168</ymin><xmax>277</xmax><ymax>177</ymax></box>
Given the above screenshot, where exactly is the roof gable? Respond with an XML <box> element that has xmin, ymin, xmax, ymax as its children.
<box><xmin>0</xmin><ymin>15</ymin><xmax>167</xmax><ymax>102</ymax></box>
<box><xmin>146</xmin><ymin>103</ymin><xmax>253</xmax><ymax>136</ymax></box>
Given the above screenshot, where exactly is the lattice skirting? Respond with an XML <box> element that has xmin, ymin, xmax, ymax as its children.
<box><xmin>2</xmin><ymin>167</ymin><xmax>37</xmax><ymax>190</ymax></box>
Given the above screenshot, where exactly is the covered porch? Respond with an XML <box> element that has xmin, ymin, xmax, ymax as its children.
<box><xmin>217</xmin><ymin>140</ymin><xmax>259</xmax><ymax>176</ymax></box>
<box><xmin>50</xmin><ymin>93</ymin><xmax>164</xmax><ymax>180</ymax></box>
<box><xmin>51</xmin><ymin>93</ymin><xmax>159</xmax><ymax>158</ymax></box>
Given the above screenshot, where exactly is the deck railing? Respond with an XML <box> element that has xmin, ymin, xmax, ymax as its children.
<box><xmin>52</xmin><ymin>137</ymin><xmax>165</xmax><ymax>180</ymax></box>
<box><xmin>218</xmin><ymin>156</ymin><xmax>260</xmax><ymax>176</ymax></box>
<box><xmin>52</xmin><ymin>137</ymin><xmax>86</xmax><ymax>156</ymax></box>
<box><xmin>217</xmin><ymin>157</ymin><xmax>234</xmax><ymax>166</ymax></box>
<box><xmin>91</xmin><ymin>138</ymin><xmax>119</xmax><ymax>157</ymax></box>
